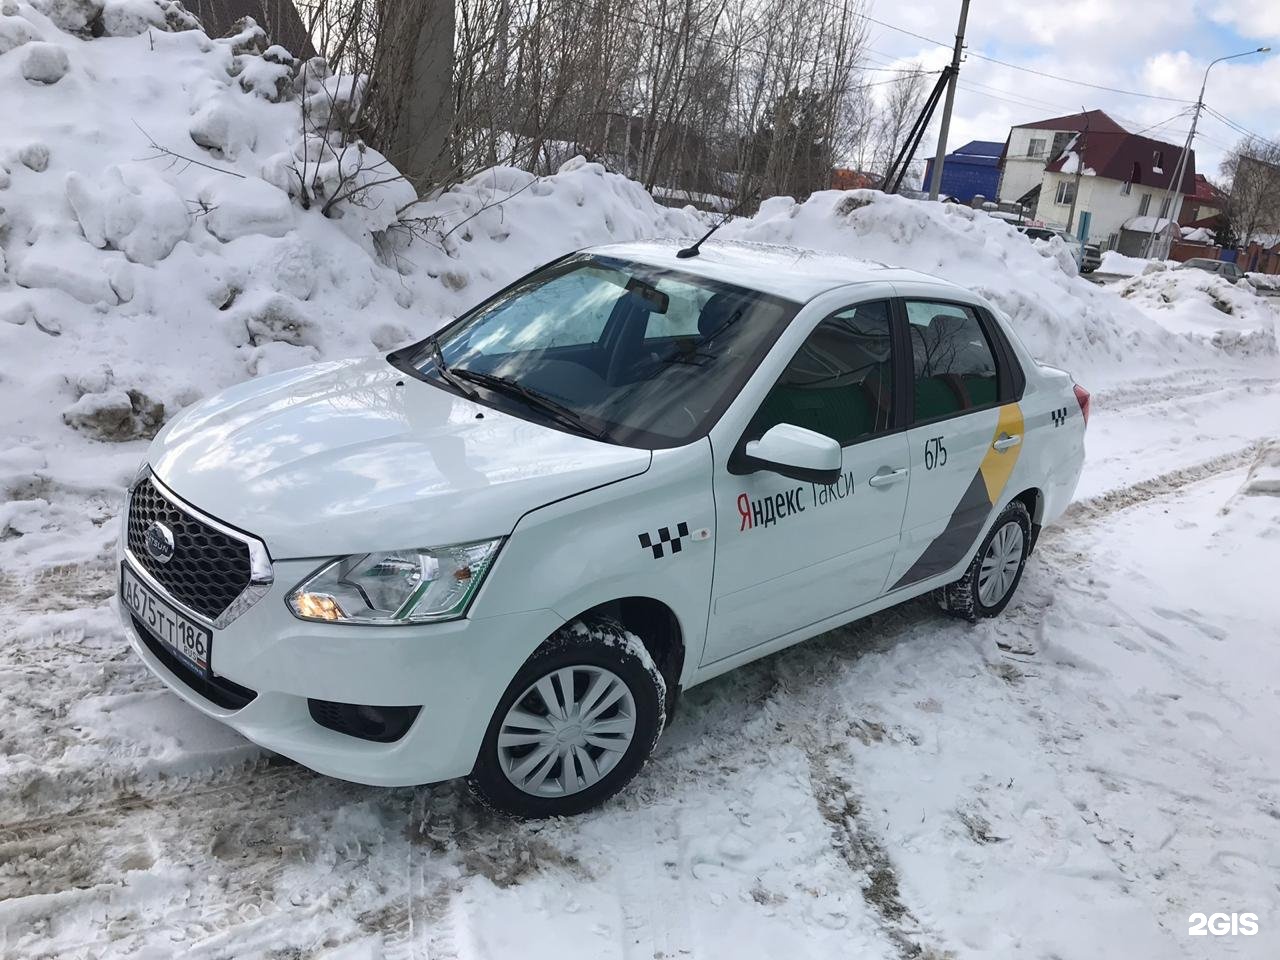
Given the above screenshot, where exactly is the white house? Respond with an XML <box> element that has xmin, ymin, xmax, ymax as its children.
<box><xmin>996</xmin><ymin>110</ymin><xmax>1196</xmax><ymax>252</ymax></box>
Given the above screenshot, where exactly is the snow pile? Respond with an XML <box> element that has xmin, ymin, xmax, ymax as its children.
<box><xmin>722</xmin><ymin>191</ymin><xmax>1205</xmax><ymax>375</ymax></box>
<box><xmin>0</xmin><ymin>1</ymin><xmax>703</xmax><ymax>564</ymax></box>
<box><xmin>1099</xmin><ymin>250</ymin><xmax>1174</xmax><ymax>276</ymax></box>
<box><xmin>1115</xmin><ymin>268</ymin><xmax>1277</xmax><ymax>357</ymax></box>
<box><xmin>1247</xmin><ymin>271</ymin><xmax>1280</xmax><ymax>292</ymax></box>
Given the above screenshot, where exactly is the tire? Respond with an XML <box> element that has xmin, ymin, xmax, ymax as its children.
<box><xmin>938</xmin><ymin>500</ymin><xmax>1032</xmax><ymax>622</ymax></box>
<box><xmin>466</xmin><ymin>618</ymin><xmax>666</xmax><ymax>818</ymax></box>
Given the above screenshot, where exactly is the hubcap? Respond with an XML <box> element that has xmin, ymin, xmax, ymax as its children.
<box><xmin>978</xmin><ymin>521</ymin><xmax>1025</xmax><ymax>607</ymax></box>
<box><xmin>497</xmin><ymin>665</ymin><xmax>637</xmax><ymax>798</ymax></box>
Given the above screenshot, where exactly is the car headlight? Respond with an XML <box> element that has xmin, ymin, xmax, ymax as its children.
<box><xmin>286</xmin><ymin>539</ymin><xmax>502</xmax><ymax>624</ymax></box>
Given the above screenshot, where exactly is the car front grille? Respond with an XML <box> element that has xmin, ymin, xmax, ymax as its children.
<box><xmin>126</xmin><ymin>477</ymin><xmax>253</xmax><ymax>621</ymax></box>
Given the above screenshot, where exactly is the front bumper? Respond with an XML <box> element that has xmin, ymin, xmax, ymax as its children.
<box><xmin>117</xmin><ymin>555</ymin><xmax>562</xmax><ymax>786</ymax></box>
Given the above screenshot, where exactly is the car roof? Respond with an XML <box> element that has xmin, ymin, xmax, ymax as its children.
<box><xmin>586</xmin><ymin>238</ymin><xmax>953</xmax><ymax>302</ymax></box>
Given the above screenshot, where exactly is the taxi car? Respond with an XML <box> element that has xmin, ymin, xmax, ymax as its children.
<box><xmin>118</xmin><ymin>239</ymin><xmax>1088</xmax><ymax>817</ymax></box>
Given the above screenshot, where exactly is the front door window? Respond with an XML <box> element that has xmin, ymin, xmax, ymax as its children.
<box><xmin>745</xmin><ymin>300</ymin><xmax>895</xmax><ymax>445</ymax></box>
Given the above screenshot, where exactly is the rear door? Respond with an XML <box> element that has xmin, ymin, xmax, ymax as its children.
<box><xmin>887</xmin><ymin>297</ymin><xmax>1024</xmax><ymax>591</ymax></box>
<box><xmin>704</xmin><ymin>297</ymin><xmax>911</xmax><ymax>664</ymax></box>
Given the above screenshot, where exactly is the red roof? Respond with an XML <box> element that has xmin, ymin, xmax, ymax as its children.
<box><xmin>1012</xmin><ymin>109</ymin><xmax>1127</xmax><ymax>135</ymax></box>
<box><xmin>1044</xmin><ymin>129</ymin><xmax>1196</xmax><ymax>195</ymax></box>
<box><xmin>1191</xmin><ymin>173</ymin><xmax>1223</xmax><ymax>204</ymax></box>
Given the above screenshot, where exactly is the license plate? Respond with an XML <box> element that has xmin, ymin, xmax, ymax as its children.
<box><xmin>121</xmin><ymin>563</ymin><xmax>212</xmax><ymax>677</ymax></box>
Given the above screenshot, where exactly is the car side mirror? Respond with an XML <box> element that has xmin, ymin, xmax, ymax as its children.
<box><xmin>742</xmin><ymin>424</ymin><xmax>842</xmax><ymax>485</ymax></box>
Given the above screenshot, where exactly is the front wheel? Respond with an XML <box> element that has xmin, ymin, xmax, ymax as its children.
<box><xmin>938</xmin><ymin>500</ymin><xmax>1032</xmax><ymax>621</ymax></box>
<box><xmin>466</xmin><ymin>619</ymin><xmax>666</xmax><ymax>818</ymax></box>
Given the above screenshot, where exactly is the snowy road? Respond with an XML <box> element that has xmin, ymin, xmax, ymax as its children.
<box><xmin>2</xmin><ymin>370</ymin><xmax>1279</xmax><ymax>960</ymax></box>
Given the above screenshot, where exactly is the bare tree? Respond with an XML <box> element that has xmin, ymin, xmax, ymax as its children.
<box><xmin>1220</xmin><ymin>136</ymin><xmax>1280</xmax><ymax>247</ymax></box>
<box><xmin>868</xmin><ymin>68</ymin><xmax>927</xmax><ymax>189</ymax></box>
<box><xmin>295</xmin><ymin>0</ymin><xmax>875</xmax><ymax>221</ymax></box>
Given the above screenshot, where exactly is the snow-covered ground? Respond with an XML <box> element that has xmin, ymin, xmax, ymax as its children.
<box><xmin>2</xmin><ymin>368</ymin><xmax>1279</xmax><ymax>960</ymax></box>
<box><xmin>3</xmin><ymin>3</ymin><xmax>1280</xmax><ymax>958</ymax></box>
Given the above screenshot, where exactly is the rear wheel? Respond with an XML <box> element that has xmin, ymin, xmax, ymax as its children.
<box><xmin>938</xmin><ymin>500</ymin><xmax>1031</xmax><ymax>621</ymax></box>
<box><xmin>466</xmin><ymin>619</ymin><xmax>666</xmax><ymax>818</ymax></box>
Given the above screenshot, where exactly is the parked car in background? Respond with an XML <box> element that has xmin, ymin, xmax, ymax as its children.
<box><xmin>1178</xmin><ymin>258</ymin><xmax>1245</xmax><ymax>284</ymax></box>
<box><xmin>1016</xmin><ymin>226</ymin><xmax>1101</xmax><ymax>274</ymax></box>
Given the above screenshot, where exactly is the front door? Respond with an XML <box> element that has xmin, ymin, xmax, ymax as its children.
<box><xmin>704</xmin><ymin>299</ymin><xmax>911</xmax><ymax>665</ymax></box>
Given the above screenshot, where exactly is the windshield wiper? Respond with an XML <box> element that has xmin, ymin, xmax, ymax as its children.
<box><xmin>450</xmin><ymin>368</ymin><xmax>608</xmax><ymax>441</ymax></box>
<box><xmin>427</xmin><ymin>337</ymin><xmax>478</xmax><ymax>400</ymax></box>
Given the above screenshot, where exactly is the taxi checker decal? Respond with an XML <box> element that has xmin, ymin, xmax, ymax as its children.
<box><xmin>639</xmin><ymin>522</ymin><xmax>690</xmax><ymax>559</ymax></box>
<box><xmin>1050</xmin><ymin>405</ymin><xmax>1069</xmax><ymax>427</ymax></box>
<box><xmin>891</xmin><ymin>402</ymin><xmax>1025</xmax><ymax>590</ymax></box>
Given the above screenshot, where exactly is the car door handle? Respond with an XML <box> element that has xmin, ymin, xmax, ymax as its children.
<box><xmin>868</xmin><ymin>468</ymin><xmax>908</xmax><ymax>488</ymax></box>
<box><xmin>992</xmin><ymin>433</ymin><xmax>1022</xmax><ymax>452</ymax></box>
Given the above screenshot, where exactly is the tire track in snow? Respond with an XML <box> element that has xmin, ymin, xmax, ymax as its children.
<box><xmin>1053</xmin><ymin>442</ymin><xmax>1263</xmax><ymax>532</ymax></box>
<box><xmin>1090</xmin><ymin>371</ymin><xmax>1278</xmax><ymax>413</ymax></box>
<box><xmin>805</xmin><ymin>744</ymin><xmax>947</xmax><ymax>960</ymax></box>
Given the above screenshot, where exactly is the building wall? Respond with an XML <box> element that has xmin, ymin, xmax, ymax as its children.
<box><xmin>1180</xmin><ymin>199</ymin><xmax>1222</xmax><ymax>224</ymax></box>
<box><xmin>996</xmin><ymin>127</ymin><xmax>1059</xmax><ymax>203</ymax></box>
<box><xmin>1033</xmin><ymin>170</ymin><xmax>1179</xmax><ymax>248</ymax></box>
<box><xmin>1170</xmin><ymin>240</ymin><xmax>1222</xmax><ymax>263</ymax></box>
<box><xmin>921</xmin><ymin>157</ymin><xmax>1000</xmax><ymax>202</ymax></box>
<box><xmin>997</xmin><ymin>159</ymin><xmax>1046</xmax><ymax>205</ymax></box>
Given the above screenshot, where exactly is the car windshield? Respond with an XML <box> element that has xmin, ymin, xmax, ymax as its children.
<box><xmin>401</xmin><ymin>254</ymin><xmax>798</xmax><ymax>448</ymax></box>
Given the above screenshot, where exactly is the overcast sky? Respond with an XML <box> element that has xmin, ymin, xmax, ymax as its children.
<box><xmin>862</xmin><ymin>0</ymin><xmax>1278</xmax><ymax>182</ymax></box>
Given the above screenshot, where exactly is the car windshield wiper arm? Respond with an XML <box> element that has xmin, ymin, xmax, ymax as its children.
<box><xmin>427</xmin><ymin>338</ymin><xmax>478</xmax><ymax>400</ymax></box>
<box><xmin>450</xmin><ymin>368</ymin><xmax>608</xmax><ymax>441</ymax></box>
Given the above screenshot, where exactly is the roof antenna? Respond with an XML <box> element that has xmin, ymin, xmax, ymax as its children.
<box><xmin>676</xmin><ymin>194</ymin><xmax>754</xmax><ymax>258</ymax></box>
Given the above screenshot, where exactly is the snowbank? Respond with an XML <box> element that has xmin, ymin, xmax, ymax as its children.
<box><xmin>721</xmin><ymin>191</ymin><xmax>1204</xmax><ymax>376</ymax></box>
<box><xmin>1115</xmin><ymin>269</ymin><xmax>1278</xmax><ymax>357</ymax></box>
<box><xmin>1099</xmin><ymin>250</ymin><xmax>1173</xmax><ymax>276</ymax></box>
<box><xmin>0</xmin><ymin>0</ymin><xmax>703</xmax><ymax>565</ymax></box>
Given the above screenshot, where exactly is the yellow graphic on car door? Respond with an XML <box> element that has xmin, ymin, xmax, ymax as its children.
<box><xmin>891</xmin><ymin>403</ymin><xmax>1024</xmax><ymax>590</ymax></box>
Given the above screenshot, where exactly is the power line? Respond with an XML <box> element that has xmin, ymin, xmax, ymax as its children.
<box><xmin>859</xmin><ymin>69</ymin><xmax>942</xmax><ymax>88</ymax></box>
<box><xmin>1132</xmin><ymin>108</ymin><xmax>1195</xmax><ymax>137</ymax></box>
<box><xmin>965</xmin><ymin>50</ymin><xmax>1195</xmax><ymax>104</ymax></box>
<box><xmin>950</xmin><ymin>78</ymin><xmax>1190</xmax><ymax>142</ymax></box>
<box><xmin>1202</xmin><ymin>105</ymin><xmax>1280</xmax><ymax>151</ymax></box>
<box><xmin>853</xmin><ymin>9</ymin><xmax>1197</xmax><ymax>103</ymax></box>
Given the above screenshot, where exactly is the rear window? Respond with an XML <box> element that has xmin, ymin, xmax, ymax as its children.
<box><xmin>904</xmin><ymin>301</ymin><xmax>1001</xmax><ymax>422</ymax></box>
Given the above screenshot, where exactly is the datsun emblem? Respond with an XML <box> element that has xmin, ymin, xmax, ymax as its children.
<box><xmin>144</xmin><ymin>521</ymin><xmax>175</xmax><ymax>564</ymax></box>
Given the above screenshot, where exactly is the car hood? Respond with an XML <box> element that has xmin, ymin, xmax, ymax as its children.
<box><xmin>147</xmin><ymin>357</ymin><xmax>651</xmax><ymax>558</ymax></box>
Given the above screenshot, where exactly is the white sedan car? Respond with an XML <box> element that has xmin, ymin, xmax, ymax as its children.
<box><xmin>117</xmin><ymin>239</ymin><xmax>1088</xmax><ymax>817</ymax></box>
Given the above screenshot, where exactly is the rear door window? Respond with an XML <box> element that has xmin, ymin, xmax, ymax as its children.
<box><xmin>904</xmin><ymin>301</ymin><xmax>1001</xmax><ymax>422</ymax></box>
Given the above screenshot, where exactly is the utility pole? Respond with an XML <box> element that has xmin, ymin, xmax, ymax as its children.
<box><xmin>1066</xmin><ymin>110</ymin><xmax>1088</xmax><ymax>235</ymax></box>
<box><xmin>1142</xmin><ymin>46</ymin><xmax>1270</xmax><ymax>258</ymax></box>
<box><xmin>1141</xmin><ymin>106</ymin><xmax>1199</xmax><ymax>259</ymax></box>
<box><xmin>928</xmin><ymin>0</ymin><xmax>972</xmax><ymax>200</ymax></box>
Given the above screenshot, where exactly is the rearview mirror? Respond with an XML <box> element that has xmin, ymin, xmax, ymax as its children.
<box><xmin>743</xmin><ymin>424</ymin><xmax>842</xmax><ymax>485</ymax></box>
<box><xmin>625</xmin><ymin>277</ymin><xmax>669</xmax><ymax>314</ymax></box>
